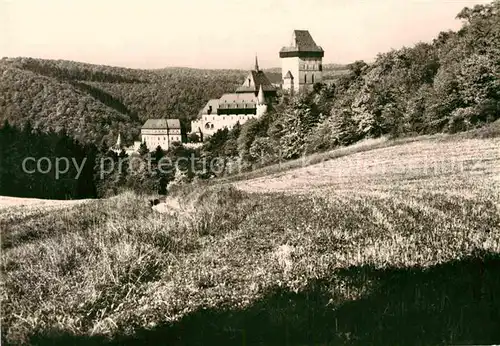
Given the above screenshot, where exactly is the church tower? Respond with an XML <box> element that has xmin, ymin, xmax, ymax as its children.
<box><xmin>280</xmin><ymin>30</ymin><xmax>324</xmax><ymax>93</ymax></box>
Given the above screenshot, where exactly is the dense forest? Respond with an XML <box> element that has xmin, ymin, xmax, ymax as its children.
<box><xmin>0</xmin><ymin>1</ymin><xmax>498</xmax><ymax>199</ymax></box>
<box><xmin>0</xmin><ymin>121</ymin><xmax>97</xmax><ymax>199</ymax></box>
<box><xmin>0</xmin><ymin>58</ymin><xmax>248</xmax><ymax>145</ymax></box>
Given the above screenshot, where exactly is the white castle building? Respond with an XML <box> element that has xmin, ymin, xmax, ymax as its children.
<box><xmin>191</xmin><ymin>29</ymin><xmax>323</xmax><ymax>138</ymax></box>
<box><xmin>140</xmin><ymin>118</ymin><xmax>182</xmax><ymax>151</ymax></box>
<box><xmin>191</xmin><ymin>56</ymin><xmax>277</xmax><ymax>138</ymax></box>
<box><xmin>114</xmin><ymin>119</ymin><xmax>183</xmax><ymax>154</ymax></box>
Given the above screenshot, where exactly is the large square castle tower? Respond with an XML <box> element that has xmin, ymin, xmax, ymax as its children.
<box><xmin>280</xmin><ymin>30</ymin><xmax>324</xmax><ymax>93</ymax></box>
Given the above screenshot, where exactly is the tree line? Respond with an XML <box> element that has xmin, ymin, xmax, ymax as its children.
<box><xmin>0</xmin><ymin>121</ymin><xmax>207</xmax><ymax>199</ymax></box>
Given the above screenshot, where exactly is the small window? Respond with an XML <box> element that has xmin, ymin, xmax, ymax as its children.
<box><xmin>312</xmin><ymin>74</ymin><xmax>314</xmax><ymax>84</ymax></box>
<box><xmin>211</xmin><ymin>124</ymin><xmax>214</xmax><ymax>129</ymax></box>
<box><xmin>304</xmin><ymin>73</ymin><xmax>307</xmax><ymax>84</ymax></box>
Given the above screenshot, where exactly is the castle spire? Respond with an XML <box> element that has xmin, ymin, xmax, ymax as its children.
<box><xmin>116</xmin><ymin>133</ymin><xmax>122</xmax><ymax>148</ymax></box>
<box><xmin>255</xmin><ymin>54</ymin><xmax>259</xmax><ymax>72</ymax></box>
<box><xmin>257</xmin><ymin>84</ymin><xmax>265</xmax><ymax>105</ymax></box>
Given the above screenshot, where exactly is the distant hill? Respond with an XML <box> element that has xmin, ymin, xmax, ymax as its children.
<box><xmin>0</xmin><ymin>58</ymin><xmax>247</xmax><ymax>145</ymax></box>
<box><xmin>265</xmin><ymin>63</ymin><xmax>350</xmax><ymax>81</ymax></box>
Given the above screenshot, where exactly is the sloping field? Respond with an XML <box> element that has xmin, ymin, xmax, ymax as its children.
<box><xmin>0</xmin><ymin>197</ymin><xmax>91</xmax><ymax>230</ymax></box>
<box><xmin>0</xmin><ymin>196</ymin><xmax>90</xmax><ymax>210</ymax></box>
<box><xmin>1</xmin><ymin>135</ymin><xmax>500</xmax><ymax>345</ymax></box>
<box><xmin>234</xmin><ymin>137</ymin><xmax>500</xmax><ymax>197</ymax></box>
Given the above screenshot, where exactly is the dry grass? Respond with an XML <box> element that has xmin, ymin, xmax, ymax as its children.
<box><xmin>1</xmin><ymin>131</ymin><xmax>500</xmax><ymax>345</ymax></box>
<box><xmin>0</xmin><ymin>196</ymin><xmax>90</xmax><ymax>211</ymax></box>
<box><xmin>219</xmin><ymin>119</ymin><xmax>500</xmax><ymax>185</ymax></box>
<box><xmin>233</xmin><ymin>136</ymin><xmax>500</xmax><ymax>196</ymax></box>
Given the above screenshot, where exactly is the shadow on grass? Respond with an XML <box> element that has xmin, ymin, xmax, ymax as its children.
<box><xmin>28</xmin><ymin>253</ymin><xmax>500</xmax><ymax>346</ymax></box>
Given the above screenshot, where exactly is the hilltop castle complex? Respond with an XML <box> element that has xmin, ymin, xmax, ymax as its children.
<box><xmin>191</xmin><ymin>29</ymin><xmax>324</xmax><ymax>138</ymax></box>
<box><xmin>116</xmin><ymin>30</ymin><xmax>323</xmax><ymax>151</ymax></box>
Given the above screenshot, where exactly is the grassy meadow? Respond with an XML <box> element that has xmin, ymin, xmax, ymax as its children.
<box><xmin>1</xmin><ymin>131</ymin><xmax>500</xmax><ymax>345</ymax></box>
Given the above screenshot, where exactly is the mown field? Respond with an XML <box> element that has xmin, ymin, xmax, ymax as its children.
<box><xmin>1</xmin><ymin>132</ymin><xmax>499</xmax><ymax>345</ymax></box>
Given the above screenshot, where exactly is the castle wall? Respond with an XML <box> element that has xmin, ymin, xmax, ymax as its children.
<box><xmin>297</xmin><ymin>57</ymin><xmax>323</xmax><ymax>90</ymax></box>
<box><xmin>282</xmin><ymin>56</ymin><xmax>323</xmax><ymax>92</ymax></box>
<box><xmin>191</xmin><ymin>113</ymin><xmax>259</xmax><ymax>138</ymax></box>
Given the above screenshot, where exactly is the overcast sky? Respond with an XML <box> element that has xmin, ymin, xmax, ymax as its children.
<box><xmin>0</xmin><ymin>0</ymin><xmax>491</xmax><ymax>69</ymax></box>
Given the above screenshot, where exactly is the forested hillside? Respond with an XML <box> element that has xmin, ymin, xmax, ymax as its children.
<box><xmin>202</xmin><ymin>1</ymin><xmax>500</xmax><ymax>171</ymax></box>
<box><xmin>0</xmin><ymin>58</ymin><xmax>247</xmax><ymax>144</ymax></box>
<box><xmin>0</xmin><ymin>58</ymin><xmax>351</xmax><ymax>145</ymax></box>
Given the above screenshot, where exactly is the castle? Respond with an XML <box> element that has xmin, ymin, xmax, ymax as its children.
<box><xmin>280</xmin><ymin>30</ymin><xmax>324</xmax><ymax>93</ymax></box>
<box><xmin>191</xmin><ymin>29</ymin><xmax>324</xmax><ymax>138</ymax></box>
<box><xmin>115</xmin><ymin>30</ymin><xmax>323</xmax><ymax>150</ymax></box>
<box><xmin>190</xmin><ymin>56</ymin><xmax>276</xmax><ymax>138</ymax></box>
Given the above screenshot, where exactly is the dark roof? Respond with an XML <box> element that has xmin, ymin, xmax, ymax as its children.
<box><xmin>279</xmin><ymin>30</ymin><xmax>324</xmax><ymax>57</ymax></box>
<box><xmin>236</xmin><ymin>70</ymin><xmax>277</xmax><ymax>94</ymax></box>
<box><xmin>266</xmin><ymin>72</ymin><xmax>283</xmax><ymax>84</ymax></box>
<box><xmin>142</xmin><ymin>118</ymin><xmax>181</xmax><ymax>129</ymax></box>
<box><xmin>284</xmin><ymin>70</ymin><xmax>294</xmax><ymax>79</ymax></box>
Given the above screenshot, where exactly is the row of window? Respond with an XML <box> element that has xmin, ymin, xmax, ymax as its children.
<box><xmin>204</xmin><ymin>123</ymin><xmax>239</xmax><ymax>130</ymax></box>
<box><xmin>300</xmin><ymin>63</ymin><xmax>322</xmax><ymax>71</ymax></box>
<box><xmin>145</xmin><ymin>136</ymin><xmax>180</xmax><ymax>142</ymax></box>
<box><xmin>203</xmin><ymin>114</ymin><xmax>255</xmax><ymax>121</ymax></box>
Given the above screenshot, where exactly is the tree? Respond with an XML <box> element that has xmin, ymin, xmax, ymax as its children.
<box><xmin>237</xmin><ymin>118</ymin><xmax>265</xmax><ymax>162</ymax></box>
<box><xmin>188</xmin><ymin>132</ymin><xmax>200</xmax><ymax>143</ymax></box>
<box><xmin>249</xmin><ymin>137</ymin><xmax>278</xmax><ymax>165</ymax></box>
<box><xmin>138</xmin><ymin>142</ymin><xmax>149</xmax><ymax>156</ymax></box>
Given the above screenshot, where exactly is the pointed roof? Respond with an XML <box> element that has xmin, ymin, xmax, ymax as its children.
<box><xmin>236</xmin><ymin>70</ymin><xmax>277</xmax><ymax>94</ymax></box>
<box><xmin>279</xmin><ymin>30</ymin><xmax>324</xmax><ymax>58</ymax></box>
<box><xmin>284</xmin><ymin>70</ymin><xmax>294</xmax><ymax>79</ymax></box>
<box><xmin>257</xmin><ymin>85</ymin><xmax>265</xmax><ymax>104</ymax></box>
<box><xmin>115</xmin><ymin>133</ymin><xmax>122</xmax><ymax>147</ymax></box>
<box><xmin>255</xmin><ymin>55</ymin><xmax>259</xmax><ymax>71</ymax></box>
